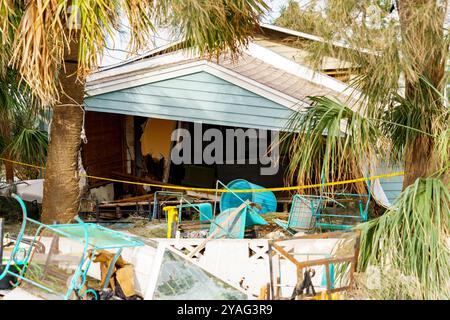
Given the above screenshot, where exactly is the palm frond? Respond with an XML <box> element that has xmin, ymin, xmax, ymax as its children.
<box><xmin>0</xmin><ymin>66</ymin><xmax>46</xmax><ymax>179</ymax></box>
<box><xmin>281</xmin><ymin>96</ymin><xmax>381</xmax><ymax>193</ymax></box>
<box><xmin>2</xmin><ymin>0</ymin><xmax>268</xmax><ymax>105</ymax></box>
<box><xmin>154</xmin><ymin>0</ymin><xmax>268</xmax><ymax>59</ymax></box>
<box><xmin>357</xmin><ymin>177</ymin><xmax>450</xmax><ymax>299</ymax></box>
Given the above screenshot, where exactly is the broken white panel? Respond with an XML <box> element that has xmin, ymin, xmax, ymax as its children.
<box><xmin>89</xmin><ymin>183</ymin><xmax>114</xmax><ymax>203</ymax></box>
<box><xmin>0</xmin><ymin>179</ymin><xmax>44</xmax><ymax>203</ymax></box>
<box><xmin>158</xmin><ymin>238</ymin><xmax>341</xmax><ymax>298</ymax></box>
<box><xmin>144</xmin><ymin>243</ymin><xmax>248</xmax><ymax>300</ymax></box>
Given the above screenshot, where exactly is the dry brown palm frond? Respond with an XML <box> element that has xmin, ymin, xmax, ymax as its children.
<box><xmin>9</xmin><ymin>0</ymin><xmax>66</xmax><ymax>105</ymax></box>
<box><xmin>1</xmin><ymin>0</ymin><xmax>268</xmax><ymax>105</ymax></box>
<box><xmin>276</xmin><ymin>1</ymin><xmax>449</xmax><ymax>120</ymax></box>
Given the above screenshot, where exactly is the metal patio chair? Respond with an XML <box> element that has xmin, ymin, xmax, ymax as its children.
<box><xmin>313</xmin><ymin>190</ymin><xmax>371</xmax><ymax>231</ymax></box>
<box><xmin>274</xmin><ymin>195</ymin><xmax>322</xmax><ymax>235</ymax></box>
<box><xmin>0</xmin><ymin>194</ymin><xmax>144</xmax><ymax>300</ymax></box>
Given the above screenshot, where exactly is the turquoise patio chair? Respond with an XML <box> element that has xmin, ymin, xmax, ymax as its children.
<box><xmin>313</xmin><ymin>191</ymin><xmax>371</xmax><ymax>231</ymax></box>
<box><xmin>274</xmin><ymin>195</ymin><xmax>322</xmax><ymax>234</ymax></box>
<box><xmin>0</xmin><ymin>194</ymin><xmax>144</xmax><ymax>300</ymax></box>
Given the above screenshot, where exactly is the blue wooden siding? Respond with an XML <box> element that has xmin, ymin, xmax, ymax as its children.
<box><xmin>84</xmin><ymin>72</ymin><xmax>294</xmax><ymax>131</ymax></box>
<box><xmin>378</xmin><ymin>164</ymin><xmax>404</xmax><ymax>205</ymax></box>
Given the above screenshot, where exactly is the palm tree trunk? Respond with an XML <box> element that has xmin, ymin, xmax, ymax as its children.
<box><xmin>403</xmin><ymin>136</ymin><xmax>439</xmax><ymax>188</ymax></box>
<box><xmin>0</xmin><ymin>119</ymin><xmax>14</xmax><ymax>182</ymax></box>
<box><xmin>4</xmin><ymin>161</ymin><xmax>13</xmax><ymax>182</ymax></box>
<box><xmin>398</xmin><ymin>0</ymin><xmax>448</xmax><ymax>188</ymax></box>
<box><xmin>41</xmin><ymin>38</ymin><xmax>84</xmax><ymax>224</ymax></box>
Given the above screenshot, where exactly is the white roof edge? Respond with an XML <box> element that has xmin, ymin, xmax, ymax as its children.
<box><xmin>260</xmin><ymin>23</ymin><xmax>375</xmax><ymax>55</ymax></box>
<box><xmin>86</xmin><ymin>48</ymin><xmax>196</xmax><ymax>83</ymax></box>
<box><xmin>259</xmin><ymin>23</ymin><xmax>326</xmax><ymax>43</ymax></box>
<box><xmin>245</xmin><ymin>42</ymin><xmax>362</xmax><ymax>99</ymax></box>
<box><xmin>89</xmin><ymin>39</ymin><xmax>185</xmax><ymax>76</ymax></box>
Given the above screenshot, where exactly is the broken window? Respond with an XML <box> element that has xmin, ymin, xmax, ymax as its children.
<box><xmin>151</xmin><ymin>247</ymin><xmax>247</xmax><ymax>300</ymax></box>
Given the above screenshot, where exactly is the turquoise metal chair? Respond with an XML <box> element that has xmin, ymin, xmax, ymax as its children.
<box><xmin>310</xmin><ymin>177</ymin><xmax>372</xmax><ymax>230</ymax></box>
<box><xmin>0</xmin><ymin>194</ymin><xmax>144</xmax><ymax>300</ymax></box>
<box><xmin>274</xmin><ymin>195</ymin><xmax>322</xmax><ymax>234</ymax></box>
<box><xmin>313</xmin><ymin>191</ymin><xmax>371</xmax><ymax>230</ymax></box>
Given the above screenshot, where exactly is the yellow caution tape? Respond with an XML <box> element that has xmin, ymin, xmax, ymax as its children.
<box><xmin>0</xmin><ymin>158</ymin><xmax>44</xmax><ymax>170</ymax></box>
<box><xmin>0</xmin><ymin>157</ymin><xmax>404</xmax><ymax>193</ymax></box>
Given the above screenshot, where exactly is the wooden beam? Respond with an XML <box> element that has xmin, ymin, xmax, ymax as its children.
<box><xmin>270</xmin><ymin>242</ymin><xmax>303</xmax><ymax>266</ymax></box>
<box><xmin>111</xmin><ymin>171</ymin><xmax>176</xmax><ymax>186</ymax></box>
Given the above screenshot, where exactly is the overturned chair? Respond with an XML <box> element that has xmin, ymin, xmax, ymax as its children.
<box><xmin>274</xmin><ymin>195</ymin><xmax>322</xmax><ymax>235</ymax></box>
<box><xmin>314</xmin><ymin>190</ymin><xmax>371</xmax><ymax>231</ymax></box>
<box><xmin>275</xmin><ymin>186</ymin><xmax>371</xmax><ymax>233</ymax></box>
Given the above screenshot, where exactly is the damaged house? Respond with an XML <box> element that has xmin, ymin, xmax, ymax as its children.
<box><xmin>81</xmin><ymin>24</ymin><xmax>403</xmax><ymax>207</ymax></box>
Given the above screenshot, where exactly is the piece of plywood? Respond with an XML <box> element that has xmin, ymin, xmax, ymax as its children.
<box><xmin>82</xmin><ymin>111</ymin><xmax>126</xmax><ymax>184</ymax></box>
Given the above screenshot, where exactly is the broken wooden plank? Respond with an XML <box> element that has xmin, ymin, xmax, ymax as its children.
<box><xmin>186</xmin><ymin>190</ymin><xmax>219</xmax><ymax>201</ymax></box>
<box><xmin>111</xmin><ymin>171</ymin><xmax>177</xmax><ymax>187</ymax></box>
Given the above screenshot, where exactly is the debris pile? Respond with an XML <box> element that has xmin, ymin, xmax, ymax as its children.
<box><xmin>1</xmin><ymin>179</ymin><xmax>369</xmax><ymax>300</ymax></box>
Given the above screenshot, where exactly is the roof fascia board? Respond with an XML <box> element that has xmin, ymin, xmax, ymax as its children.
<box><xmin>86</xmin><ymin>60</ymin><xmax>207</xmax><ymax>95</ymax></box>
<box><xmin>87</xmin><ymin>49</ymin><xmax>195</xmax><ymax>84</ymax></box>
<box><xmin>245</xmin><ymin>42</ymin><xmax>362</xmax><ymax>100</ymax></box>
<box><xmin>260</xmin><ymin>23</ymin><xmax>374</xmax><ymax>55</ymax></box>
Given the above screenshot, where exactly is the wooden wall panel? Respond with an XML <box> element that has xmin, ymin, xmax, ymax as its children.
<box><xmin>82</xmin><ymin>111</ymin><xmax>126</xmax><ymax>185</ymax></box>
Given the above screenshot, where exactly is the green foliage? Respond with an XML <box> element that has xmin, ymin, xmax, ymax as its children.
<box><xmin>281</xmin><ymin>96</ymin><xmax>380</xmax><ymax>192</ymax></box>
<box><xmin>276</xmin><ymin>1</ymin><xmax>450</xmax><ymax>299</ymax></box>
<box><xmin>0</xmin><ymin>68</ymin><xmax>48</xmax><ymax>180</ymax></box>
<box><xmin>274</xmin><ymin>1</ymin><xmax>449</xmax><ymax>121</ymax></box>
<box><xmin>277</xmin><ymin>2</ymin><xmax>449</xmax><ymax>186</ymax></box>
<box><xmin>357</xmin><ymin>178</ymin><xmax>450</xmax><ymax>299</ymax></box>
<box><xmin>7</xmin><ymin>128</ymin><xmax>48</xmax><ymax>168</ymax></box>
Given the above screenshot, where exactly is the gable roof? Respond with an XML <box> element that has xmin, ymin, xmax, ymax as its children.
<box><xmin>86</xmin><ymin>40</ymin><xmax>357</xmax><ymax>110</ymax></box>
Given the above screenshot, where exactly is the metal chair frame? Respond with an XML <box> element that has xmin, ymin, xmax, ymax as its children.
<box><xmin>0</xmin><ymin>194</ymin><xmax>144</xmax><ymax>300</ymax></box>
